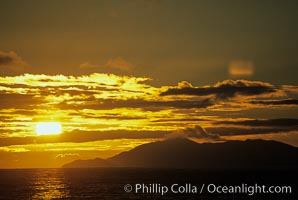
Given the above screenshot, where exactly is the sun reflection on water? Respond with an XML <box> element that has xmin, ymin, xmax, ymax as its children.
<box><xmin>30</xmin><ymin>169</ymin><xmax>70</xmax><ymax>200</ymax></box>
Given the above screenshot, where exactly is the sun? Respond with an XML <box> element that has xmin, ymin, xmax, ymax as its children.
<box><xmin>36</xmin><ymin>122</ymin><xmax>62</xmax><ymax>135</ymax></box>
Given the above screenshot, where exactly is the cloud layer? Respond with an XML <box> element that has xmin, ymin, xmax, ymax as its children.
<box><xmin>160</xmin><ymin>80</ymin><xmax>280</xmax><ymax>100</ymax></box>
<box><xmin>0</xmin><ymin>73</ymin><xmax>297</xmax><ymax>151</ymax></box>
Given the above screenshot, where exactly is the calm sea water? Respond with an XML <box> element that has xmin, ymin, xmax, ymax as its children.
<box><xmin>0</xmin><ymin>168</ymin><xmax>296</xmax><ymax>200</ymax></box>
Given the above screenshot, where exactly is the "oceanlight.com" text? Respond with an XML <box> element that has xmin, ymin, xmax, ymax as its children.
<box><xmin>123</xmin><ymin>183</ymin><xmax>292</xmax><ymax>196</ymax></box>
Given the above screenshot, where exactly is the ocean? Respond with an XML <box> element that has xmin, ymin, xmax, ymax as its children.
<box><xmin>0</xmin><ymin>168</ymin><xmax>296</xmax><ymax>200</ymax></box>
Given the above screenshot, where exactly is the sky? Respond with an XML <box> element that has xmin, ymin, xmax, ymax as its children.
<box><xmin>0</xmin><ymin>0</ymin><xmax>298</xmax><ymax>168</ymax></box>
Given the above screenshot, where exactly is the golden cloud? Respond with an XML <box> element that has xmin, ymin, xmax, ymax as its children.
<box><xmin>105</xmin><ymin>57</ymin><xmax>134</xmax><ymax>71</ymax></box>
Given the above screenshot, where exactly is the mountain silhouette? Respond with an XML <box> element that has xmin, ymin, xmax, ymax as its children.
<box><xmin>63</xmin><ymin>138</ymin><xmax>298</xmax><ymax>169</ymax></box>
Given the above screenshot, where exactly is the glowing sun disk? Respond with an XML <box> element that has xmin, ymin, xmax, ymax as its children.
<box><xmin>36</xmin><ymin>122</ymin><xmax>62</xmax><ymax>135</ymax></box>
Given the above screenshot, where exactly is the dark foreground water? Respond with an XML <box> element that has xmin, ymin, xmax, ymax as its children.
<box><xmin>0</xmin><ymin>168</ymin><xmax>296</xmax><ymax>200</ymax></box>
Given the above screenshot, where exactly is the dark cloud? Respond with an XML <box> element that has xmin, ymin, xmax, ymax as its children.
<box><xmin>59</xmin><ymin>98</ymin><xmax>214</xmax><ymax>110</ymax></box>
<box><xmin>111</xmin><ymin>99</ymin><xmax>214</xmax><ymax>109</ymax></box>
<box><xmin>62</xmin><ymin>130</ymin><xmax>167</xmax><ymax>142</ymax></box>
<box><xmin>74</xmin><ymin>112</ymin><xmax>147</xmax><ymax>120</ymax></box>
<box><xmin>160</xmin><ymin>80</ymin><xmax>278</xmax><ymax>100</ymax></box>
<box><xmin>251</xmin><ymin>99</ymin><xmax>298</xmax><ymax>106</ymax></box>
<box><xmin>11</xmin><ymin>110</ymin><xmax>37</xmax><ymax>115</ymax></box>
<box><xmin>0</xmin><ymin>54</ymin><xmax>14</xmax><ymax>65</ymax></box>
<box><xmin>206</xmin><ymin>126</ymin><xmax>297</xmax><ymax>136</ymax></box>
<box><xmin>0</xmin><ymin>94</ymin><xmax>44</xmax><ymax>109</ymax></box>
<box><xmin>5</xmin><ymin>125</ymin><xmax>280</xmax><ymax>146</ymax></box>
<box><xmin>215</xmin><ymin>118</ymin><xmax>298</xmax><ymax>127</ymax></box>
<box><xmin>0</xmin><ymin>130</ymin><xmax>169</xmax><ymax>147</ymax></box>
<box><xmin>0</xmin><ymin>51</ymin><xmax>28</xmax><ymax>75</ymax></box>
<box><xmin>209</xmin><ymin>118</ymin><xmax>298</xmax><ymax>137</ymax></box>
<box><xmin>0</xmin><ymin>122</ymin><xmax>296</xmax><ymax>147</ymax></box>
<box><xmin>152</xmin><ymin>118</ymin><xmax>211</xmax><ymax>123</ymax></box>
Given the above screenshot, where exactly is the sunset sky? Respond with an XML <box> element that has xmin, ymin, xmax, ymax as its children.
<box><xmin>0</xmin><ymin>0</ymin><xmax>298</xmax><ymax>168</ymax></box>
